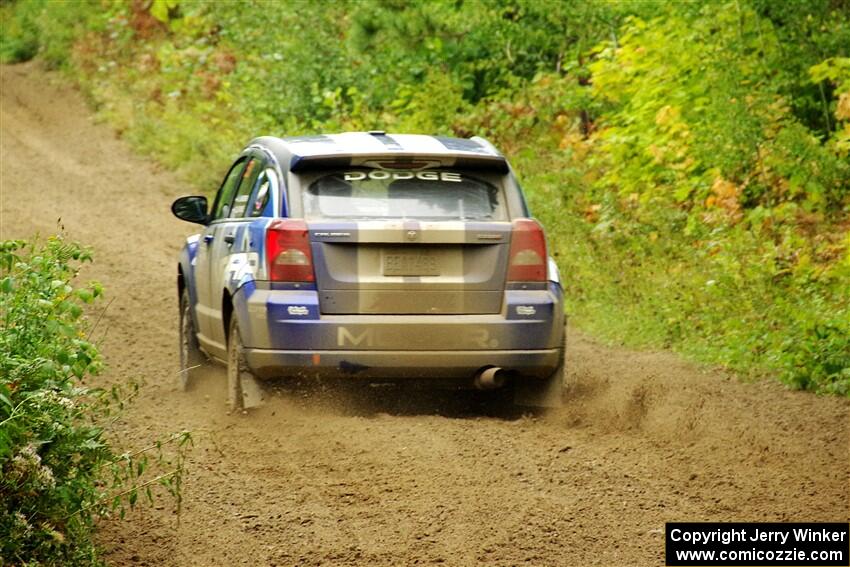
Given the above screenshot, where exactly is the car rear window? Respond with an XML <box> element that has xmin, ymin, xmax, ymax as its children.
<box><xmin>302</xmin><ymin>168</ymin><xmax>507</xmax><ymax>220</ymax></box>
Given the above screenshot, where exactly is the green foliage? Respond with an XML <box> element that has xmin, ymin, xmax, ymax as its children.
<box><xmin>752</xmin><ymin>0</ymin><xmax>850</xmax><ymax>137</ymax></box>
<box><xmin>0</xmin><ymin>238</ymin><xmax>191</xmax><ymax>565</ymax></box>
<box><xmin>587</xmin><ymin>5</ymin><xmax>849</xmax><ymax>215</ymax></box>
<box><xmin>150</xmin><ymin>0</ymin><xmax>179</xmax><ymax>25</ymax></box>
<box><xmin>0</xmin><ymin>0</ymin><xmax>106</xmax><ymax>67</ymax></box>
<box><xmin>0</xmin><ymin>0</ymin><xmax>40</xmax><ymax>62</ymax></box>
<box><xmin>1</xmin><ymin>0</ymin><xmax>848</xmax><ymax>394</ymax></box>
<box><xmin>536</xmin><ymin>2</ymin><xmax>850</xmax><ymax>394</ymax></box>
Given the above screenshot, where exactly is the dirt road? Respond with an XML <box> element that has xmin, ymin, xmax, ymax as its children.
<box><xmin>1</xmin><ymin>62</ymin><xmax>848</xmax><ymax>566</ymax></box>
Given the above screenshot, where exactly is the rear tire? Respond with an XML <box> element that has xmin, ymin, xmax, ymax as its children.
<box><xmin>178</xmin><ymin>288</ymin><xmax>205</xmax><ymax>391</ymax></box>
<box><xmin>227</xmin><ymin>317</ymin><xmax>265</xmax><ymax>412</ymax></box>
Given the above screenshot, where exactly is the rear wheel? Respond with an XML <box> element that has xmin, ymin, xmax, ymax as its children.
<box><xmin>178</xmin><ymin>288</ymin><xmax>204</xmax><ymax>391</ymax></box>
<box><xmin>227</xmin><ymin>317</ymin><xmax>265</xmax><ymax>412</ymax></box>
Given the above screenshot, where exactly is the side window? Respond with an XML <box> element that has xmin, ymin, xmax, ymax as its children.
<box><xmin>230</xmin><ymin>158</ymin><xmax>262</xmax><ymax>218</ymax></box>
<box><xmin>212</xmin><ymin>158</ymin><xmax>247</xmax><ymax>220</ymax></box>
<box><xmin>246</xmin><ymin>169</ymin><xmax>275</xmax><ymax>218</ymax></box>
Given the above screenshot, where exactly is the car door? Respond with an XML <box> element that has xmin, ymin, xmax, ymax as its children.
<box><xmin>204</xmin><ymin>156</ymin><xmax>264</xmax><ymax>352</ymax></box>
<box><xmin>195</xmin><ymin>157</ymin><xmax>248</xmax><ymax>354</ymax></box>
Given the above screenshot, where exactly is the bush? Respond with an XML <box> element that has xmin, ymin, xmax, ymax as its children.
<box><xmin>0</xmin><ymin>0</ymin><xmax>107</xmax><ymax>67</ymax></box>
<box><xmin>0</xmin><ymin>0</ymin><xmax>40</xmax><ymax>63</ymax></box>
<box><xmin>0</xmin><ymin>238</ymin><xmax>190</xmax><ymax>565</ymax></box>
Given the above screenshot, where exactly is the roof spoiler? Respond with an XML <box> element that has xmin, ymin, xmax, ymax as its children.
<box><xmin>290</xmin><ymin>152</ymin><xmax>510</xmax><ymax>174</ymax></box>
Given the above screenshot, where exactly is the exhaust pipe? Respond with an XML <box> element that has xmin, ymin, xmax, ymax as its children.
<box><xmin>473</xmin><ymin>367</ymin><xmax>506</xmax><ymax>390</ymax></box>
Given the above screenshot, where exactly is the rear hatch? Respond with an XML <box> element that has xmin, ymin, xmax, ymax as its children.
<box><xmin>302</xmin><ymin>167</ymin><xmax>512</xmax><ymax>315</ymax></box>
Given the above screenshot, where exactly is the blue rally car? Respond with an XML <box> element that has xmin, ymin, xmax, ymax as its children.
<box><xmin>171</xmin><ymin>132</ymin><xmax>565</xmax><ymax>410</ymax></box>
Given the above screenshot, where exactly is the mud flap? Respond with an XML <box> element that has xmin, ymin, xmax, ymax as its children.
<box><xmin>228</xmin><ymin>318</ymin><xmax>267</xmax><ymax>412</ymax></box>
<box><xmin>240</xmin><ymin>371</ymin><xmax>266</xmax><ymax>409</ymax></box>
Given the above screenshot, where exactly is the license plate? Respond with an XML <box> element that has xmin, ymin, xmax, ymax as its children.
<box><xmin>383</xmin><ymin>252</ymin><xmax>440</xmax><ymax>276</ymax></box>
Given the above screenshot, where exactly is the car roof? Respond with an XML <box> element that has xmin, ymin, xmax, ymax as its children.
<box><xmin>248</xmin><ymin>132</ymin><xmax>509</xmax><ymax>174</ymax></box>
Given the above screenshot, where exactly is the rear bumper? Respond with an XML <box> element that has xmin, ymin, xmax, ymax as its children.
<box><xmin>235</xmin><ymin>282</ymin><xmax>565</xmax><ymax>352</ymax></box>
<box><xmin>232</xmin><ymin>280</ymin><xmax>565</xmax><ymax>382</ymax></box>
<box><xmin>243</xmin><ymin>347</ymin><xmax>562</xmax><ymax>381</ymax></box>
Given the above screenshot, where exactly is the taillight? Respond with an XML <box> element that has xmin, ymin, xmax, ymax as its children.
<box><xmin>265</xmin><ymin>219</ymin><xmax>314</xmax><ymax>282</ymax></box>
<box><xmin>507</xmin><ymin>218</ymin><xmax>547</xmax><ymax>282</ymax></box>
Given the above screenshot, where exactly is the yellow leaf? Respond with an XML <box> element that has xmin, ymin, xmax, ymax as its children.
<box><xmin>836</xmin><ymin>92</ymin><xmax>850</xmax><ymax>121</ymax></box>
<box><xmin>654</xmin><ymin>105</ymin><xmax>679</xmax><ymax>126</ymax></box>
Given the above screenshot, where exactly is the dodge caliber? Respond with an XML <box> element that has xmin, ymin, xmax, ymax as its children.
<box><xmin>171</xmin><ymin>132</ymin><xmax>565</xmax><ymax>410</ymax></box>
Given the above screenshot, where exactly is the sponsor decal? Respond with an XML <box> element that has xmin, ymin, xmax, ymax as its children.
<box><xmin>229</xmin><ymin>252</ymin><xmax>258</xmax><ymax>285</ymax></box>
<box><xmin>338</xmin><ymin>327</ymin><xmax>374</xmax><ymax>347</ymax></box>
<box><xmin>313</xmin><ymin>232</ymin><xmax>352</xmax><ymax>238</ymax></box>
<box><xmin>337</xmin><ymin>327</ymin><xmax>498</xmax><ymax>348</ymax></box>
<box><xmin>469</xmin><ymin>328</ymin><xmax>499</xmax><ymax>348</ymax></box>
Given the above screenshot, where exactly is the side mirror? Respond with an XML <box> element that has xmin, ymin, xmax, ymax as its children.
<box><xmin>171</xmin><ymin>196</ymin><xmax>209</xmax><ymax>225</ymax></box>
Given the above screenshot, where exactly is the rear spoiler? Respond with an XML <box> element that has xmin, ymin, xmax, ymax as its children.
<box><xmin>290</xmin><ymin>152</ymin><xmax>510</xmax><ymax>174</ymax></box>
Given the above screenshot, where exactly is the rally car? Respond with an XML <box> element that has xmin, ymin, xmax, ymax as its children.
<box><xmin>171</xmin><ymin>132</ymin><xmax>565</xmax><ymax>410</ymax></box>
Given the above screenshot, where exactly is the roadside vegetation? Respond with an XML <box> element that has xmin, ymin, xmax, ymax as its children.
<box><xmin>1</xmin><ymin>0</ymin><xmax>848</xmax><ymax>395</ymax></box>
<box><xmin>0</xmin><ymin>238</ymin><xmax>190</xmax><ymax>565</ymax></box>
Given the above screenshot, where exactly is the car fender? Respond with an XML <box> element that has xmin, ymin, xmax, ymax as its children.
<box><xmin>225</xmin><ymin>252</ymin><xmax>259</xmax><ymax>349</ymax></box>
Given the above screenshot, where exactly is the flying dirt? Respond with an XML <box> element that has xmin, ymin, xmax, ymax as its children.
<box><xmin>1</xmin><ymin>62</ymin><xmax>847</xmax><ymax>566</ymax></box>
